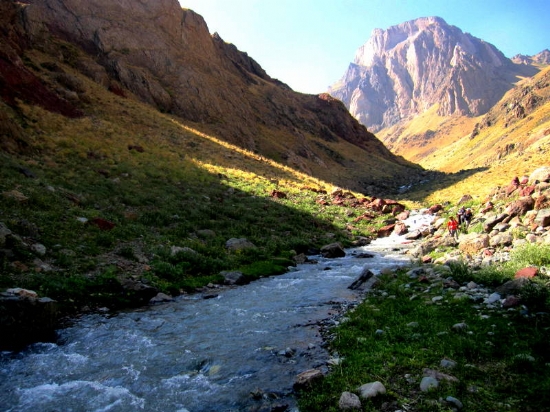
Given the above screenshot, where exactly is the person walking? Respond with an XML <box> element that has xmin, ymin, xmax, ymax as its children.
<box><xmin>447</xmin><ymin>216</ymin><xmax>459</xmax><ymax>239</ymax></box>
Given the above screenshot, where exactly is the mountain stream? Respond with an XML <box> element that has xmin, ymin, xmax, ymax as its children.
<box><xmin>0</xmin><ymin>213</ymin><xmax>433</xmax><ymax>412</ymax></box>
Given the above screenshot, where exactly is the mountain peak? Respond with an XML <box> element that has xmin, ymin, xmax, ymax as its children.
<box><xmin>330</xmin><ymin>16</ymin><xmax>537</xmax><ymax>132</ymax></box>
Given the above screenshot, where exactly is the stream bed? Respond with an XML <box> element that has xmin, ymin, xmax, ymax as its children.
<box><xmin>0</xmin><ymin>214</ymin><xmax>432</xmax><ymax>411</ymax></box>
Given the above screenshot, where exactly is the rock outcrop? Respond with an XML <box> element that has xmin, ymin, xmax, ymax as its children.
<box><xmin>329</xmin><ymin>17</ymin><xmax>539</xmax><ymax>132</ymax></box>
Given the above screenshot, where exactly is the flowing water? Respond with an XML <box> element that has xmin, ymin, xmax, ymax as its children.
<box><xmin>0</xmin><ymin>213</ymin><xmax>433</xmax><ymax>412</ymax></box>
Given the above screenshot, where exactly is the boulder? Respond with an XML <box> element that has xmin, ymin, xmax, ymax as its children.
<box><xmin>348</xmin><ymin>268</ymin><xmax>375</xmax><ymax>290</ymax></box>
<box><xmin>149</xmin><ymin>292</ymin><xmax>174</xmax><ymax>304</ymax></box>
<box><xmin>534</xmin><ymin>209</ymin><xmax>550</xmax><ymax>227</ymax></box>
<box><xmin>320</xmin><ymin>242</ymin><xmax>346</xmax><ymax>258</ymax></box>
<box><xmin>529</xmin><ymin>166</ymin><xmax>550</xmax><ymax>184</ymax></box>
<box><xmin>458</xmin><ymin>233</ymin><xmax>490</xmax><ymax>255</ymax></box>
<box><xmin>220</xmin><ymin>271</ymin><xmax>248</xmax><ymax>285</ymax></box>
<box><xmin>294</xmin><ymin>369</ymin><xmax>323</xmax><ymax>390</ymax></box>
<box><xmin>534</xmin><ymin>195</ymin><xmax>550</xmax><ymax>210</ymax></box>
<box><xmin>489</xmin><ymin>232</ymin><xmax>513</xmax><ymax>247</ymax></box>
<box><xmin>338</xmin><ymin>391</ymin><xmax>362</xmax><ymax>410</ymax></box>
<box><xmin>120</xmin><ymin>279</ymin><xmax>159</xmax><ymax>306</ymax></box>
<box><xmin>457</xmin><ymin>194</ymin><xmax>473</xmax><ymax>204</ymax></box>
<box><xmin>171</xmin><ymin>246</ymin><xmax>198</xmax><ymax>256</ymax></box>
<box><xmin>0</xmin><ymin>289</ymin><xmax>58</xmax><ymax>350</ymax></box>
<box><xmin>357</xmin><ymin>381</ymin><xmax>386</xmax><ymax>399</ymax></box>
<box><xmin>377</xmin><ymin>224</ymin><xmax>395</xmax><ymax>238</ymax></box>
<box><xmin>505</xmin><ymin>197</ymin><xmax>535</xmax><ymax>217</ymax></box>
<box><xmin>392</xmin><ymin>221</ymin><xmax>408</xmax><ymax>236</ymax></box>
<box><xmin>396</xmin><ymin>210</ymin><xmax>410</xmax><ymax>220</ymax></box>
<box><xmin>483</xmin><ymin>213</ymin><xmax>509</xmax><ymax>232</ymax></box>
<box><xmin>225</xmin><ymin>238</ymin><xmax>256</xmax><ymax>252</ymax></box>
<box><xmin>428</xmin><ymin>204</ymin><xmax>443</xmax><ymax>214</ymax></box>
<box><xmin>411</xmin><ymin>236</ymin><xmax>458</xmax><ymax>257</ymax></box>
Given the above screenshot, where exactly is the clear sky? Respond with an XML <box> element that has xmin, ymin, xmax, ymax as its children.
<box><xmin>178</xmin><ymin>0</ymin><xmax>549</xmax><ymax>94</ymax></box>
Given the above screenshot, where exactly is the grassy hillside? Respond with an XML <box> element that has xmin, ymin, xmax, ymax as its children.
<box><xmin>0</xmin><ymin>49</ymin><xmax>409</xmax><ymax>314</ymax></box>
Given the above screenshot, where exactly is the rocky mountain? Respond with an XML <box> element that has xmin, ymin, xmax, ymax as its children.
<box><xmin>0</xmin><ymin>0</ymin><xmax>422</xmax><ymax>195</ymax></box>
<box><xmin>512</xmin><ymin>49</ymin><xmax>550</xmax><ymax>66</ymax></box>
<box><xmin>329</xmin><ymin>17</ymin><xmax>539</xmax><ymax>132</ymax></box>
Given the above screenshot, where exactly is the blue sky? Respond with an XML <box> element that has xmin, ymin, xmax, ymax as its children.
<box><xmin>179</xmin><ymin>0</ymin><xmax>549</xmax><ymax>94</ymax></box>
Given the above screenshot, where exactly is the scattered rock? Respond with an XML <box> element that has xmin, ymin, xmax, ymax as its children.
<box><xmin>445</xmin><ymin>396</ymin><xmax>464</xmax><ymax>409</ymax></box>
<box><xmin>338</xmin><ymin>391</ymin><xmax>361</xmax><ymax>410</ymax></box>
<box><xmin>149</xmin><ymin>292</ymin><xmax>174</xmax><ymax>304</ymax></box>
<box><xmin>357</xmin><ymin>381</ymin><xmax>386</xmax><ymax>399</ymax></box>
<box><xmin>225</xmin><ymin>238</ymin><xmax>256</xmax><ymax>252</ymax></box>
<box><xmin>294</xmin><ymin>369</ymin><xmax>324</xmax><ymax>390</ymax></box>
<box><xmin>419</xmin><ymin>377</ymin><xmax>438</xmax><ymax>392</ymax></box>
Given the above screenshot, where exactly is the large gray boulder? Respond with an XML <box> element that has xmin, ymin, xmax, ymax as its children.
<box><xmin>320</xmin><ymin>242</ymin><xmax>346</xmax><ymax>258</ymax></box>
<box><xmin>0</xmin><ymin>288</ymin><xmax>58</xmax><ymax>351</ymax></box>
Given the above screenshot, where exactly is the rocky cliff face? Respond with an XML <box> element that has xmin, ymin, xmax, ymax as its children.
<box><xmin>0</xmin><ymin>0</ymin><xmax>421</xmax><ymax>193</ymax></box>
<box><xmin>329</xmin><ymin>17</ymin><xmax>538</xmax><ymax>132</ymax></box>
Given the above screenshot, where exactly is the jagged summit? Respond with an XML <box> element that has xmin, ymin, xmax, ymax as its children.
<box><xmin>329</xmin><ymin>16</ymin><xmax>538</xmax><ymax>132</ymax></box>
<box><xmin>512</xmin><ymin>49</ymin><xmax>550</xmax><ymax>65</ymax></box>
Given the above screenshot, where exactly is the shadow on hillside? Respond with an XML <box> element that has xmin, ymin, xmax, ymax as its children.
<box><xmin>397</xmin><ymin>166</ymin><xmax>491</xmax><ymax>202</ymax></box>
<box><xmin>0</xmin><ymin>152</ymin><xmax>347</xmax><ymax>279</ymax></box>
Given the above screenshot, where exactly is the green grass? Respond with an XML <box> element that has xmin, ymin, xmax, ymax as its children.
<box><xmin>297</xmin><ymin>266</ymin><xmax>550</xmax><ymax>411</ymax></box>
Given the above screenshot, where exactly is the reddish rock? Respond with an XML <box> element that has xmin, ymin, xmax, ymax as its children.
<box><xmin>428</xmin><ymin>204</ymin><xmax>443</xmax><ymax>214</ymax></box>
<box><xmin>514</xmin><ymin>267</ymin><xmax>538</xmax><ymax>279</ymax></box>
<box><xmin>89</xmin><ymin>217</ymin><xmax>116</xmax><ymax>231</ymax></box>
<box><xmin>369</xmin><ymin>198</ymin><xmax>386</xmax><ymax>211</ymax></box>
<box><xmin>422</xmin><ymin>255</ymin><xmax>432</xmax><ymax>264</ymax></box>
<box><xmin>393</xmin><ymin>222</ymin><xmax>408</xmax><ymax>236</ymax></box>
<box><xmin>396</xmin><ymin>210</ymin><xmax>410</xmax><ymax>221</ymax></box>
<box><xmin>354</xmin><ymin>213</ymin><xmax>375</xmax><ymax>222</ymax></box>
<box><xmin>270</xmin><ymin>190</ymin><xmax>287</xmax><ymax>199</ymax></box>
<box><xmin>502</xmin><ymin>295</ymin><xmax>521</xmax><ymax>308</ymax></box>
<box><xmin>392</xmin><ymin>203</ymin><xmax>406</xmax><ymax>215</ymax></box>
<box><xmin>377</xmin><ymin>224</ymin><xmax>395</xmax><ymax>238</ymax></box>
<box><xmin>505</xmin><ymin>196</ymin><xmax>535</xmax><ymax>217</ymax></box>
<box><xmin>518</xmin><ymin>186</ymin><xmax>535</xmax><ymax>197</ymax></box>
<box><xmin>505</xmin><ymin>177</ymin><xmax>520</xmax><ymax>196</ymax></box>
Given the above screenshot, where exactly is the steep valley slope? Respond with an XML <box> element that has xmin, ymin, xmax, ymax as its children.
<box><xmin>0</xmin><ymin>0</ymin><xmax>424</xmax><ymax>196</ymax></box>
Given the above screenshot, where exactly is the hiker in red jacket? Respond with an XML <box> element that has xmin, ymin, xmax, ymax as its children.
<box><xmin>447</xmin><ymin>216</ymin><xmax>459</xmax><ymax>238</ymax></box>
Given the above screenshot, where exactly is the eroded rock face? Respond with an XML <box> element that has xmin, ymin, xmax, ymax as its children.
<box><xmin>329</xmin><ymin>17</ymin><xmax>537</xmax><ymax>132</ymax></box>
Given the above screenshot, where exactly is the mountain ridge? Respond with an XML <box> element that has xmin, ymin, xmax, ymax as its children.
<box><xmin>329</xmin><ymin>16</ymin><xmax>540</xmax><ymax>132</ymax></box>
<box><xmin>1</xmin><ymin>0</ymin><xmax>423</xmax><ymax>195</ymax></box>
